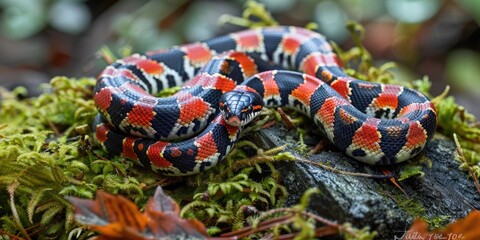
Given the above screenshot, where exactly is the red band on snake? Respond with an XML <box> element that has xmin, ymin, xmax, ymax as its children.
<box><xmin>93</xmin><ymin>26</ymin><xmax>437</xmax><ymax>176</ymax></box>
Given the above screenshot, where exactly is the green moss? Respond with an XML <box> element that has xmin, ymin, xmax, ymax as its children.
<box><xmin>427</xmin><ymin>215</ymin><xmax>451</xmax><ymax>229</ymax></box>
<box><xmin>218</xmin><ymin>0</ymin><xmax>278</xmax><ymax>28</ymax></box>
<box><xmin>0</xmin><ymin>77</ymin><xmax>97</xmax><ymax>239</ymax></box>
<box><xmin>390</xmin><ymin>192</ymin><xmax>451</xmax><ymax>229</ymax></box>
<box><xmin>180</xmin><ymin>167</ymin><xmax>288</xmax><ymax>230</ymax></box>
<box><xmin>397</xmin><ymin>197</ymin><xmax>426</xmax><ymax>219</ymax></box>
<box><xmin>381</xmin><ymin>185</ymin><xmax>426</xmax><ymax>219</ymax></box>
<box><xmin>398</xmin><ymin>164</ymin><xmax>425</xmax><ymax>181</ymax></box>
<box><xmin>379</xmin><ymin>184</ymin><xmax>452</xmax><ymax>230</ymax></box>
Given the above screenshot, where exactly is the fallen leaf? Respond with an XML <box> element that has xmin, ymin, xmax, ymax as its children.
<box><xmin>68</xmin><ymin>187</ymin><xmax>209</xmax><ymax>240</ymax></box>
<box><xmin>67</xmin><ymin>190</ymin><xmax>148</xmax><ymax>239</ymax></box>
<box><xmin>143</xmin><ymin>187</ymin><xmax>209</xmax><ymax>238</ymax></box>
<box><xmin>402</xmin><ymin>210</ymin><xmax>480</xmax><ymax>240</ymax></box>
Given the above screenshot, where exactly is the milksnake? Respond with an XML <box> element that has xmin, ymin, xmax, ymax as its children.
<box><xmin>93</xmin><ymin>26</ymin><xmax>437</xmax><ymax>176</ymax></box>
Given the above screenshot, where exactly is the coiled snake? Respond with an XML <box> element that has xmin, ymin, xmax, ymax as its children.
<box><xmin>93</xmin><ymin>26</ymin><xmax>437</xmax><ymax>176</ymax></box>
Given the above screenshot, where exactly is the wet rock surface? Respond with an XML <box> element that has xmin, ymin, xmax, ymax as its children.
<box><xmin>253</xmin><ymin>126</ymin><xmax>480</xmax><ymax>238</ymax></box>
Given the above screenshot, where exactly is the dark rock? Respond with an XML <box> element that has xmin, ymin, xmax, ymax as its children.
<box><xmin>252</xmin><ymin>125</ymin><xmax>479</xmax><ymax>238</ymax></box>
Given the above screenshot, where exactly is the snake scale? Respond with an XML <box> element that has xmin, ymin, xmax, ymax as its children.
<box><xmin>93</xmin><ymin>26</ymin><xmax>437</xmax><ymax>176</ymax></box>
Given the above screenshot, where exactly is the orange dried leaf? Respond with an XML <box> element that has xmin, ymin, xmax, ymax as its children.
<box><xmin>68</xmin><ymin>187</ymin><xmax>209</xmax><ymax>239</ymax></box>
<box><xmin>143</xmin><ymin>187</ymin><xmax>209</xmax><ymax>238</ymax></box>
<box><xmin>67</xmin><ymin>190</ymin><xmax>148</xmax><ymax>239</ymax></box>
<box><xmin>403</xmin><ymin>210</ymin><xmax>480</xmax><ymax>240</ymax></box>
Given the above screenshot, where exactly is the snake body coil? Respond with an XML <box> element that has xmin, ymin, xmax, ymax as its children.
<box><xmin>94</xmin><ymin>26</ymin><xmax>437</xmax><ymax>176</ymax></box>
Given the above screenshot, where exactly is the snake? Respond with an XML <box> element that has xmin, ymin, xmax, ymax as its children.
<box><xmin>93</xmin><ymin>26</ymin><xmax>437</xmax><ymax>176</ymax></box>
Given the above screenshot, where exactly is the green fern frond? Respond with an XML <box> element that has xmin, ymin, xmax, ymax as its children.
<box><xmin>59</xmin><ymin>185</ymin><xmax>96</xmax><ymax>199</ymax></box>
<box><xmin>39</xmin><ymin>203</ymin><xmax>64</xmax><ymax>225</ymax></box>
<box><xmin>27</xmin><ymin>187</ymin><xmax>54</xmax><ymax>223</ymax></box>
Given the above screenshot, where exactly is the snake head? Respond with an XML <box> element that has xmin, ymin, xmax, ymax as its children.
<box><xmin>219</xmin><ymin>88</ymin><xmax>263</xmax><ymax>127</ymax></box>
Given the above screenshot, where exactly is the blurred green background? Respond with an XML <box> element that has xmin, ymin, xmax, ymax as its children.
<box><xmin>0</xmin><ymin>0</ymin><xmax>479</xmax><ymax>116</ymax></box>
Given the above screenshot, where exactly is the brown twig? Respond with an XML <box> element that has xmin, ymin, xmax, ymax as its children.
<box><xmin>295</xmin><ymin>157</ymin><xmax>394</xmax><ymax>179</ymax></box>
<box><xmin>220</xmin><ymin>211</ymin><xmax>342</xmax><ymax>240</ymax></box>
<box><xmin>220</xmin><ymin>215</ymin><xmax>293</xmax><ymax>238</ymax></box>
<box><xmin>260</xmin><ymin>208</ymin><xmax>339</xmax><ymax>227</ymax></box>
<box><xmin>308</xmin><ymin>138</ymin><xmax>328</xmax><ymax>155</ymax></box>
<box><xmin>277</xmin><ymin>107</ymin><xmax>295</xmax><ymax>129</ymax></box>
<box><xmin>272</xmin><ymin>226</ymin><xmax>339</xmax><ymax>240</ymax></box>
<box><xmin>0</xmin><ymin>229</ymin><xmax>27</xmax><ymax>240</ymax></box>
<box><xmin>218</xmin><ymin>144</ymin><xmax>392</xmax><ymax>179</ymax></box>
<box><xmin>256</xmin><ymin>208</ymin><xmax>358</xmax><ymax>237</ymax></box>
<box><xmin>261</xmin><ymin>120</ymin><xmax>276</xmax><ymax>129</ymax></box>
